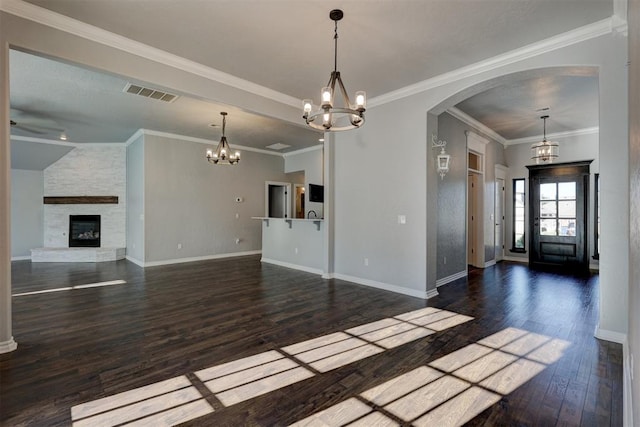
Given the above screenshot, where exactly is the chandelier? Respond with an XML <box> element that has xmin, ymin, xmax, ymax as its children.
<box><xmin>531</xmin><ymin>115</ymin><xmax>559</xmax><ymax>164</ymax></box>
<box><xmin>302</xmin><ymin>9</ymin><xmax>366</xmax><ymax>131</ymax></box>
<box><xmin>206</xmin><ymin>112</ymin><xmax>240</xmax><ymax>165</ymax></box>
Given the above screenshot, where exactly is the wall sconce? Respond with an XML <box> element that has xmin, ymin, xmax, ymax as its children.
<box><xmin>432</xmin><ymin>134</ymin><xmax>451</xmax><ymax>180</ymax></box>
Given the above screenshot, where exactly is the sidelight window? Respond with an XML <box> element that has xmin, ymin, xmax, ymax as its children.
<box><xmin>594</xmin><ymin>174</ymin><xmax>600</xmax><ymax>259</ymax></box>
<box><xmin>512</xmin><ymin>178</ymin><xmax>526</xmax><ymax>251</ymax></box>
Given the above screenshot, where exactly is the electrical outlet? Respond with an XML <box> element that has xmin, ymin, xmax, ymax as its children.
<box><xmin>235</xmin><ymin>238</ymin><xmax>241</xmax><ymax>244</ymax></box>
<box><xmin>444</xmin><ymin>256</ymin><xmax>447</xmax><ymax>265</ymax></box>
<box><xmin>235</xmin><ymin>213</ymin><xmax>239</xmax><ymax>219</ymax></box>
<box><xmin>398</xmin><ymin>215</ymin><xmax>406</xmax><ymax>224</ymax></box>
<box><xmin>364</xmin><ymin>258</ymin><xmax>369</xmax><ymax>266</ymax></box>
<box><xmin>295</xmin><ymin>247</ymin><xmax>299</xmax><ymax>254</ymax></box>
<box><xmin>177</xmin><ymin>243</ymin><xmax>182</xmax><ymax>250</ymax></box>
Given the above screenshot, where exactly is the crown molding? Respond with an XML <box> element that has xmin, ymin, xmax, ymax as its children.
<box><xmin>11</xmin><ymin>135</ymin><xmax>125</xmax><ymax>146</ymax></box>
<box><xmin>369</xmin><ymin>17</ymin><xmax>623</xmax><ymax>108</ymax></box>
<box><xmin>447</xmin><ymin>107</ymin><xmax>507</xmax><ymax>145</ymax></box>
<box><xmin>12</xmin><ymin>129</ymin><xmax>315</xmax><ymax>157</ymax></box>
<box><xmin>10</xmin><ymin>135</ymin><xmax>77</xmax><ymax>146</ymax></box>
<box><xmin>136</xmin><ymin>129</ymin><xmax>283</xmax><ymax>156</ymax></box>
<box><xmin>125</xmin><ymin>129</ymin><xmax>145</xmax><ymax>146</ymax></box>
<box><xmin>505</xmin><ymin>126</ymin><xmax>599</xmax><ymax>146</ymax></box>
<box><xmin>282</xmin><ymin>144</ymin><xmax>324</xmax><ymax>157</ymax></box>
<box><xmin>0</xmin><ymin>0</ymin><xmax>300</xmax><ymax>109</ymax></box>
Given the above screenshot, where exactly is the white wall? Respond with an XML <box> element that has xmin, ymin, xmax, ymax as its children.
<box><xmin>284</xmin><ymin>147</ymin><xmax>324</xmax><ymax>218</ymax></box>
<box><xmin>504</xmin><ymin>133</ymin><xmax>600</xmax><ymax>264</ymax></box>
<box><xmin>10</xmin><ymin>169</ymin><xmax>43</xmax><ymax>258</ymax></box>
<box><xmin>43</xmin><ymin>145</ymin><xmax>126</xmax><ymax>248</ymax></box>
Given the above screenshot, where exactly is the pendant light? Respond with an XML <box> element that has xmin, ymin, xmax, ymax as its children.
<box><xmin>531</xmin><ymin>115</ymin><xmax>559</xmax><ymax>164</ymax></box>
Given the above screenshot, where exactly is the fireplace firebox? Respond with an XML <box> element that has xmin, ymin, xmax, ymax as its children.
<box><xmin>69</xmin><ymin>215</ymin><xmax>101</xmax><ymax>247</ymax></box>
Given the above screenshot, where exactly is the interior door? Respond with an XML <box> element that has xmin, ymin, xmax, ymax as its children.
<box><xmin>495</xmin><ymin>178</ymin><xmax>505</xmax><ymax>262</ymax></box>
<box><xmin>528</xmin><ymin>161</ymin><xmax>591</xmax><ymax>271</ymax></box>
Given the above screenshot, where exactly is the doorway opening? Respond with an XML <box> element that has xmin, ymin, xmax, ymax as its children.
<box><xmin>265</xmin><ymin>181</ymin><xmax>291</xmax><ymax>218</ymax></box>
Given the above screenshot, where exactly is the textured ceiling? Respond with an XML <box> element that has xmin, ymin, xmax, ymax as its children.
<box><xmin>455</xmin><ymin>75</ymin><xmax>599</xmax><ymax>140</ymax></box>
<box><xmin>23</xmin><ymin>0</ymin><xmax>612</xmax><ymax>100</ymax></box>
<box><xmin>8</xmin><ymin>0</ymin><xmax>613</xmax><ymax>169</ymax></box>
<box><xmin>9</xmin><ymin>50</ymin><xmax>321</xmax><ymax>150</ymax></box>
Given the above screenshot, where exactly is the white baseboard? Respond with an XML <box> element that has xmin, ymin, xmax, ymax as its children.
<box><xmin>0</xmin><ymin>337</ymin><xmax>17</xmax><ymax>354</ymax></box>
<box><xmin>426</xmin><ymin>288</ymin><xmax>440</xmax><ymax>299</ymax></box>
<box><xmin>589</xmin><ymin>263</ymin><xmax>600</xmax><ymax>271</ymax></box>
<box><xmin>503</xmin><ymin>255</ymin><xmax>528</xmax><ymax>263</ymax></box>
<box><xmin>125</xmin><ymin>255</ymin><xmax>145</xmax><ymax>267</ymax></box>
<box><xmin>333</xmin><ymin>273</ymin><xmax>434</xmax><ymax>300</ymax></box>
<box><xmin>594</xmin><ymin>324</ymin><xmax>627</xmax><ymax>344</ymax></box>
<box><xmin>623</xmin><ymin>337</ymin><xmax>634</xmax><ymax>427</ymax></box>
<box><xmin>322</xmin><ymin>273</ymin><xmax>335</xmax><ymax>279</ymax></box>
<box><xmin>484</xmin><ymin>259</ymin><xmax>496</xmax><ymax>268</ymax></box>
<box><xmin>260</xmin><ymin>258</ymin><xmax>323</xmax><ymax>275</ymax></box>
<box><xmin>138</xmin><ymin>250</ymin><xmax>262</xmax><ymax>267</ymax></box>
<box><xmin>11</xmin><ymin>255</ymin><xmax>31</xmax><ymax>261</ymax></box>
<box><xmin>436</xmin><ymin>270</ymin><xmax>467</xmax><ymax>287</ymax></box>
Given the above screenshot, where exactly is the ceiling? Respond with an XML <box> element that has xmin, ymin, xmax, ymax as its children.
<box><xmin>8</xmin><ymin>0</ymin><xmax>612</xmax><ymax>168</ymax></box>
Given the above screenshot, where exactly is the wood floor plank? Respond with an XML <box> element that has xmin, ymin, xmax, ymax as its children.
<box><xmin>0</xmin><ymin>257</ymin><xmax>623</xmax><ymax>426</ymax></box>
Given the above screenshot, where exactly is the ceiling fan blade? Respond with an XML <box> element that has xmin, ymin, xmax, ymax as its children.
<box><xmin>10</xmin><ymin>108</ymin><xmax>64</xmax><ymax>131</ymax></box>
<box><xmin>11</xmin><ymin>123</ymin><xmax>48</xmax><ymax>135</ymax></box>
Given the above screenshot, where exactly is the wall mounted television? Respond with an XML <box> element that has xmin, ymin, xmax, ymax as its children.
<box><xmin>309</xmin><ymin>184</ymin><xmax>324</xmax><ymax>203</ymax></box>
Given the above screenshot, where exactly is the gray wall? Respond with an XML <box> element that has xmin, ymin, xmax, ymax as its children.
<box><xmin>126</xmin><ymin>135</ymin><xmax>144</xmax><ymax>262</ymax></box>
<box><xmin>436</xmin><ymin>113</ymin><xmax>469</xmax><ymax>279</ymax></box>
<box><xmin>504</xmin><ymin>133</ymin><xmax>599</xmax><ymax>263</ymax></box>
<box><xmin>261</xmin><ymin>219</ymin><xmax>324</xmax><ymax>272</ymax></box>
<box><xmin>333</xmin><ymin>32</ymin><xmax>626</xmax><ymax>307</ymax></box>
<box><xmin>628</xmin><ymin>0</ymin><xmax>640</xmax><ymax>420</ymax></box>
<box><xmin>142</xmin><ymin>133</ymin><xmax>288</xmax><ymax>263</ymax></box>
<box><xmin>10</xmin><ymin>169</ymin><xmax>43</xmax><ymax>257</ymax></box>
<box><xmin>436</xmin><ymin>113</ymin><xmax>505</xmax><ymax>280</ymax></box>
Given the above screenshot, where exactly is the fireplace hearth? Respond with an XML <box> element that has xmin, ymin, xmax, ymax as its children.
<box><xmin>69</xmin><ymin>215</ymin><xmax>101</xmax><ymax>247</ymax></box>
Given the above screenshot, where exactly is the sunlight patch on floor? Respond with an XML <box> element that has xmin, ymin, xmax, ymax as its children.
<box><xmin>71</xmin><ymin>376</ymin><xmax>213</xmax><ymax>427</ymax></box>
<box><xmin>71</xmin><ymin>306</ymin><xmax>474</xmax><ymax>425</ymax></box>
<box><xmin>14</xmin><ymin>280</ymin><xmax>127</xmax><ymax>296</ymax></box>
<box><xmin>289</xmin><ymin>327</ymin><xmax>571</xmax><ymax>426</ymax></box>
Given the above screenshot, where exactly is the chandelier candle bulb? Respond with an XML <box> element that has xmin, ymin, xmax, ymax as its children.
<box><xmin>321</xmin><ymin>87</ymin><xmax>333</xmax><ymax>108</ymax></box>
<box><xmin>303</xmin><ymin>100</ymin><xmax>313</xmax><ymax>114</ymax></box>
<box><xmin>355</xmin><ymin>91</ymin><xmax>366</xmax><ymax>110</ymax></box>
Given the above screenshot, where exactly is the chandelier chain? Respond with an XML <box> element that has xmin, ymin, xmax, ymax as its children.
<box><xmin>334</xmin><ymin>20</ymin><xmax>339</xmax><ymax>73</ymax></box>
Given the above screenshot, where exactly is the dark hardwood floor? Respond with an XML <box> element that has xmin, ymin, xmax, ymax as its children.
<box><xmin>1</xmin><ymin>257</ymin><xmax>622</xmax><ymax>426</ymax></box>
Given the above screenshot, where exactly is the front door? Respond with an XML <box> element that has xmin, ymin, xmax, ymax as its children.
<box><xmin>527</xmin><ymin>161</ymin><xmax>592</xmax><ymax>271</ymax></box>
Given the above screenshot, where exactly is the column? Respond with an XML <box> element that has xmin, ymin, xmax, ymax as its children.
<box><xmin>0</xmin><ymin>34</ymin><xmax>17</xmax><ymax>353</ymax></box>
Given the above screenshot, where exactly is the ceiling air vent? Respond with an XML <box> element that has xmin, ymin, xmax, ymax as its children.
<box><xmin>123</xmin><ymin>83</ymin><xmax>178</xmax><ymax>103</ymax></box>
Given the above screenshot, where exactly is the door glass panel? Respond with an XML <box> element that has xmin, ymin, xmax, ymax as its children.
<box><xmin>559</xmin><ymin>219</ymin><xmax>576</xmax><ymax>236</ymax></box>
<box><xmin>540</xmin><ymin>201</ymin><xmax>556</xmax><ymax>218</ymax></box>
<box><xmin>540</xmin><ymin>219</ymin><xmax>557</xmax><ymax>236</ymax></box>
<box><xmin>558</xmin><ymin>182</ymin><xmax>576</xmax><ymax>200</ymax></box>
<box><xmin>540</xmin><ymin>183</ymin><xmax>556</xmax><ymax>200</ymax></box>
<box><xmin>558</xmin><ymin>201</ymin><xmax>576</xmax><ymax>218</ymax></box>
